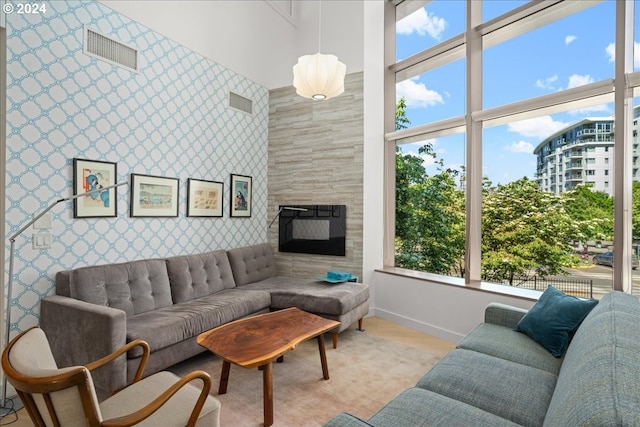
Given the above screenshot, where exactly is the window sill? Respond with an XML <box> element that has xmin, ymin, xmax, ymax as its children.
<box><xmin>375</xmin><ymin>267</ymin><xmax>541</xmax><ymax>302</ymax></box>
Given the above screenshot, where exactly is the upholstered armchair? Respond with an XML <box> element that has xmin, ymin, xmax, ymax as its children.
<box><xmin>2</xmin><ymin>327</ymin><xmax>221</xmax><ymax>427</ymax></box>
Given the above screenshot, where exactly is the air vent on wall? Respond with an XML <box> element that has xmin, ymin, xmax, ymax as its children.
<box><xmin>229</xmin><ymin>92</ymin><xmax>253</xmax><ymax>115</ymax></box>
<box><xmin>83</xmin><ymin>26</ymin><xmax>139</xmax><ymax>72</ymax></box>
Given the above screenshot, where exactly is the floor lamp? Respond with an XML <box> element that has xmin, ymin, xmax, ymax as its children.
<box><xmin>2</xmin><ymin>181</ymin><xmax>128</xmax><ymax>409</ymax></box>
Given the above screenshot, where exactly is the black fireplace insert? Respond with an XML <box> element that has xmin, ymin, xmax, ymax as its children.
<box><xmin>278</xmin><ymin>205</ymin><xmax>346</xmax><ymax>256</ymax></box>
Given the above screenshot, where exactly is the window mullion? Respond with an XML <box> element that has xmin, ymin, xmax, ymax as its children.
<box><xmin>465</xmin><ymin>1</ymin><xmax>482</xmax><ymax>284</ymax></box>
<box><xmin>613</xmin><ymin>0</ymin><xmax>635</xmax><ymax>293</ymax></box>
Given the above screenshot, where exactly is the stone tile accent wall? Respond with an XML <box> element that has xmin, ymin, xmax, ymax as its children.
<box><xmin>268</xmin><ymin>72</ymin><xmax>364</xmax><ymax>279</ymax></box>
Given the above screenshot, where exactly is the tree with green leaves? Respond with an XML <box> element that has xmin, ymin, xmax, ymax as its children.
<box><xmin>394</xmin><ymin>97</ymin><xmax>466</xmax><ymax>276</ymax></box>
<box><xmin>396</xmin><ymin>97</ymin><xmax>410</xmax><ymax>131</ymax></box>
<box><xmin>631</xmin><ymin>182</ymin><xmax>640</xmax><ymax>242</ymax></box>
<box><xmin>482</xmin><ymin>177</ymin><xmax>582</xmax><ymax>285</ymax></box>
<box><xmin>562</xmin><ymin>184</ymin><xmax>613</xmax><ymax>251</ymax></box>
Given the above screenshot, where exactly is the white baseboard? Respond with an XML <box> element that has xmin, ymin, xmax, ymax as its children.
<box><xmin>370</xmin><ymin>307</ymin><xmax>464</xmax><ymax>344</ymax></box>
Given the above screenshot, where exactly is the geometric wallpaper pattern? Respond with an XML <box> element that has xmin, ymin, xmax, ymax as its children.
<box><xmin>4</xmin><ymin>0</ymin><xmax>269</xmax><ymax>337</ymax></box>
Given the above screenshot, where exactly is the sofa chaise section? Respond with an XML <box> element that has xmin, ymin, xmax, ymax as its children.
<box><xmin>227</xmin><ymin>243</ymin><xmax>370</xmax><ymax>347</ymax></box>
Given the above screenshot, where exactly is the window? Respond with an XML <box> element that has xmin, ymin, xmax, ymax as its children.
<box><xmin>387</xmin><ymin>1</ymin><xmax>639</xmax><ymax>296</ymax></box>
<box><xmin>396</xmin><ymin>59</ymin><xmax>466</xmax><ymax>129</ymax></box>
<box><xmin>483</xmin><ymin>2</ymin><xmax>614</xmax><ymax>110</ymax></box>
<box><xmin>396</xmin><ymin>1</ymin><xmax>464</xmax><ymax>60</ymax></box>
<box><xmin>395</xmin><ymin>133</ymin><xmax>466</xmax><ymax>278</ymax></box>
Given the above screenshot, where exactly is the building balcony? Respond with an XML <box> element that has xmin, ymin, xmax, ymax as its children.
<box><xmin>565</xmin><ymin>162</ymin><xmax>582</xmax><ymax>170</ymax></box>
<box><xmin>576</xmin><ymin>129</ymin><xmax>596</xmax><ymax>137</ymax></box>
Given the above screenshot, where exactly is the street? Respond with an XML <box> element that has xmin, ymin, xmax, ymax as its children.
<box><xmin>560</xmin><ymin>265</ymin><xmax>640</xmax><ymax>299</ymax></box>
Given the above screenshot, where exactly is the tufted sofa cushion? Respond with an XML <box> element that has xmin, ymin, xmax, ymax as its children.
<box><xmin>227</xmin><ymin>243</ymin><xmax>278</xmax><ymax>286</ymax></box>
<box><xmin>166</xmin><ymin>250</ymin><xmax>236</xmax><ymax>303</ymax></box>
<box><xmin>69</xmin><ymin>259</ymin><xmax>173</xmax><ymax>317</ymax></box>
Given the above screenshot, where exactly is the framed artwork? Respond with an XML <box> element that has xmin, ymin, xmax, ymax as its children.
<box><xmin>73</xmin><ymin>158</ymin><xmax>118</xmax><ymax>218</ymax></box>
<box><xmin>230</xmin><ymin>174</ymin><xmax>252</xmax><ymax>217</ymax></box>
<box><xmin>187</xmin><ymin>178</ymin><xmax>223</xmax><ymax>217</ymax></box>
<box><xmin>130</xmin><ymin>173</ymin><xmax>179</xmax><ymax>217</ymax></box>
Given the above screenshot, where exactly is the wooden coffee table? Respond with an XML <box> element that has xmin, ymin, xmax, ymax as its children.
<box><xmin>197</xmin><ymin>307</ymin><xmax>340</xmax><ymax>426</ymax></box>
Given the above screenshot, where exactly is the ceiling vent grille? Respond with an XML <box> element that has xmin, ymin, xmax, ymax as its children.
<box><xmin>229</xmin><ymin>92</ymin><xmax>253</xmax><ymax>115</ymax></box>
<box><xmin>84</xmin><ymin>26</ymin><xmax>139</xmax><ymax>72</ymax></box>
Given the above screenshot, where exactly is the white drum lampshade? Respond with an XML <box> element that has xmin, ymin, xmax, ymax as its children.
<box><xmin>293</xmin><ymin>52</ymin><xmax>346</xmax><ymax>100</ymax></box>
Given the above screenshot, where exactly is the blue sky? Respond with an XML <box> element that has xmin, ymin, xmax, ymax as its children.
<box><xmin>396</xmin><ymin>1</ymin><xmax>634</xmax><ymax>186</ymax></box>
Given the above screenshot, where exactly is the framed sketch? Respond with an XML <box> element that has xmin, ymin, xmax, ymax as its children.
<box><xmin>230</xmin><ymin>174</ymin><xmax>252</xmax><ymax>217</ymax></box>
<box><xmin>130</xmin><ymin>173</ymin><xmax>179</xmax><ymax>217</ymax></box>
<box><xmin>187</xmin><ymin>178</ymin><xmax>223</xmax><ymax>217</ymax></box>
<box><xmin>73</xmin><ymin>158</ymin><xmax>118</xmax><ymax>218</ymax></box>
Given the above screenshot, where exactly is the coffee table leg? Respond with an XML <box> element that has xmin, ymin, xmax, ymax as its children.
<box><xmin>263</xmin><ymin>362</ymin><xmax>274</xmax><ymax>427</ymax></box>
<box><xmin>219</xmin><ymin>360</ymin><xmax>230</xmax><ymax>394</ymax></box>
<box><xmin>317</xmin><ymin>335</ymin><xmax>330</xmax><ymax>380</ymax></box>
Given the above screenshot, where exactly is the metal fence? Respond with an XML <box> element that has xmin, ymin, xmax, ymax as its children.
<box><xmin>502</xmin><ymin>276</ymin><xmax>593</xmax><ymax>299</ymax></box>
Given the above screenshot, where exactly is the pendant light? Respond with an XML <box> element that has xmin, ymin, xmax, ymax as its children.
<box><xmin>293</xmin><ymin>1</ymin><xmax>346</xmax><ymax>100</ymax></box>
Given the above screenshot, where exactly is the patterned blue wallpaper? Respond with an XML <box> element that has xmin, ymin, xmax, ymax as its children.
<box><xmin>4</xmin><ymin>1</ymin><xmax>269</xmax><ymax>336</ymax></box>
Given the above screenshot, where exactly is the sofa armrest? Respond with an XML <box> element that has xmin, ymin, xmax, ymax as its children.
<box><xmin>323</xmin><ymin>413</ymin><xmax>373</xmax><ymax>427</ymax></box>
<box><xmin>484</xmin><ymin>303</ymin><xmax>528</xmax><ymax>329</ymax></box>
<box><xmin>40</xmin><ymin>295</ymin><xmax>127</xmax><ymax>398</ymax></box>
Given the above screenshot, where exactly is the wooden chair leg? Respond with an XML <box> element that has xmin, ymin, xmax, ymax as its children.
<box><xmin>358</xmin><ymin>318</ymin><xmax>363</xmax><ymax>331</ymax></box>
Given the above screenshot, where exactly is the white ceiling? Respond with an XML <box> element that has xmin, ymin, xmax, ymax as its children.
<box><xmin>98</xmin><ymin>0</ymin><xmax>365</xmax><ymax>90</ymax></box>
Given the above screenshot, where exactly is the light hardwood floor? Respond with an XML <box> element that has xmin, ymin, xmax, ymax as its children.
<box><xmin>3</xmin><ymin>317</ymin><xmax>456</xmax><ymax>426</ymax></box>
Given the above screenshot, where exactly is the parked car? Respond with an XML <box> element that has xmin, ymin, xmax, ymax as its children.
<box><xmin>592</xmin><ymin>251</ymin><xmax>639</xmax><ymax>269</ymax></box>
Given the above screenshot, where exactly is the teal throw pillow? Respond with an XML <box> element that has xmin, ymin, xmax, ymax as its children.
<box><xmin>514</xmin><ymin>285</ymin><xmax>598</xmax><ymax>357</ymax></box>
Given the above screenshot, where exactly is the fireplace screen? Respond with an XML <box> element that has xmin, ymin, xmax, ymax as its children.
<box><xmin>278</xmin><ymin>205</ymin><xmax>346</xmax><ymax>256</ymax></box>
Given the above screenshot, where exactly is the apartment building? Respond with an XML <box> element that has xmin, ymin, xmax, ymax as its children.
<box><xmin>534</xmin><ymin>107</ymin><xmax>640</xmax><ymax>196</ymax></box>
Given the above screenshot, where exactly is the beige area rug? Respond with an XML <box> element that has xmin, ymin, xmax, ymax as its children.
<box><xmin>169</xmin><ymin>328</ymin><xmax>441</xmax><ymax>427</ymax></box>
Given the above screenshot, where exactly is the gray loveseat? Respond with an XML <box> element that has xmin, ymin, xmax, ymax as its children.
<box><xmin>40</xmin><ymin>243</ymin><xmax>369</xmax><ymax>399</ymax></box>
<box><xmin>324</xmin><ymin>290</ymin><xmax>640</xmax><ymax>426</ymax></box>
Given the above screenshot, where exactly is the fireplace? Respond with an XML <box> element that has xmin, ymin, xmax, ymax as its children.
<box><xmin>278</xmin><ymin>205</ymin><xmax>346</xmax><ymax>256</ymax></box>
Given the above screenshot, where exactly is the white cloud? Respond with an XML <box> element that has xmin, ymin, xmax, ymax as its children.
<box><xmin>606</xmin><ymin>42</ymin><xmax>615</xmax><ymax>62</ymax></box>
<box><xmin>535</xmin><ymin>75</ymin><xmax>558</xmax><ymax>90</ymax></box>
<box><xmin>507</xmin><ymin>116</ymin><xmax>569</xmax><ymax>140</ymax></box>
<box><xmin>606</xmin><ymin>41</ymin><xmax>640</xmax><ymax>68</ymax></box>
<box><xmin>567</xmin><ymin>74</ymin><xmax>594</xmax><ymax>89</ymax></box>
<box><xmin>537</xmin><ymin>74</ymin><xmax>595</xmax><ymax>93</ymax></box>
<box><xmin>396</xmin><ymin>78</ymin><xmax>444</xmax><ymax>108</ymax></box>
<box><xmin>421</xmin><ymin>154</ymin><xmax>437</xmax><ymax>168</ymax></box>
<box><xmin>402</xmin><ymin>139</ymin><xmax>439</xmax><ymax>168</ymax></box>
<box><xmin>565</xmin><ymin>35</ymin><xmax>577</xmax><ymax>46</ymax></box>
<box><xmin>405</xmin><ymin>146</ymin><xmax>438</xmax><ymax>169</ymax></box>
<box><xmin>396</xmin><ymin>8</ymin><xmax>446</xmax><ymax>41</ymax></box>
<box><xmin>505</xmin><ymin>140</ymin><xmax>534</xmax><ymax>154</ymax></box>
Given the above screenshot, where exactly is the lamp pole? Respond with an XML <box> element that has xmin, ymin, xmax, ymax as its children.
<box><xmin>268</xmin><ymin>206</ymin><xmax>308</xmax><ymax>229</ymax></box>
<box><xmin>2</xmin><ymin>181</ymin><xmax>128</xmax><ymax>407</ymax></box>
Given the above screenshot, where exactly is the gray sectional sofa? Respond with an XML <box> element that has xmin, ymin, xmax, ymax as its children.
<box><xmin>324</xmin><ymin>290</ymin><xmax>640</xmax><ymax>426</ymax></box>
<box><xmin>39</xmin><ymin>243</ymin><xmax>369</xmax><ymax>399</ymax></box>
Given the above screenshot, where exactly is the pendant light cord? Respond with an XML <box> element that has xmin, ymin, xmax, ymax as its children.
<box><xmin>318</xmin><ymin>1</ymin><xmax>322</xmax><ymax>53</ymax></box>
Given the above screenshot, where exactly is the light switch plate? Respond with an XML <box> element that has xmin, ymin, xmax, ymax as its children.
<box><xmin>32</xmin><ymin>232</ymin><xmax>52</xmax><ymax>249</ymax></box>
